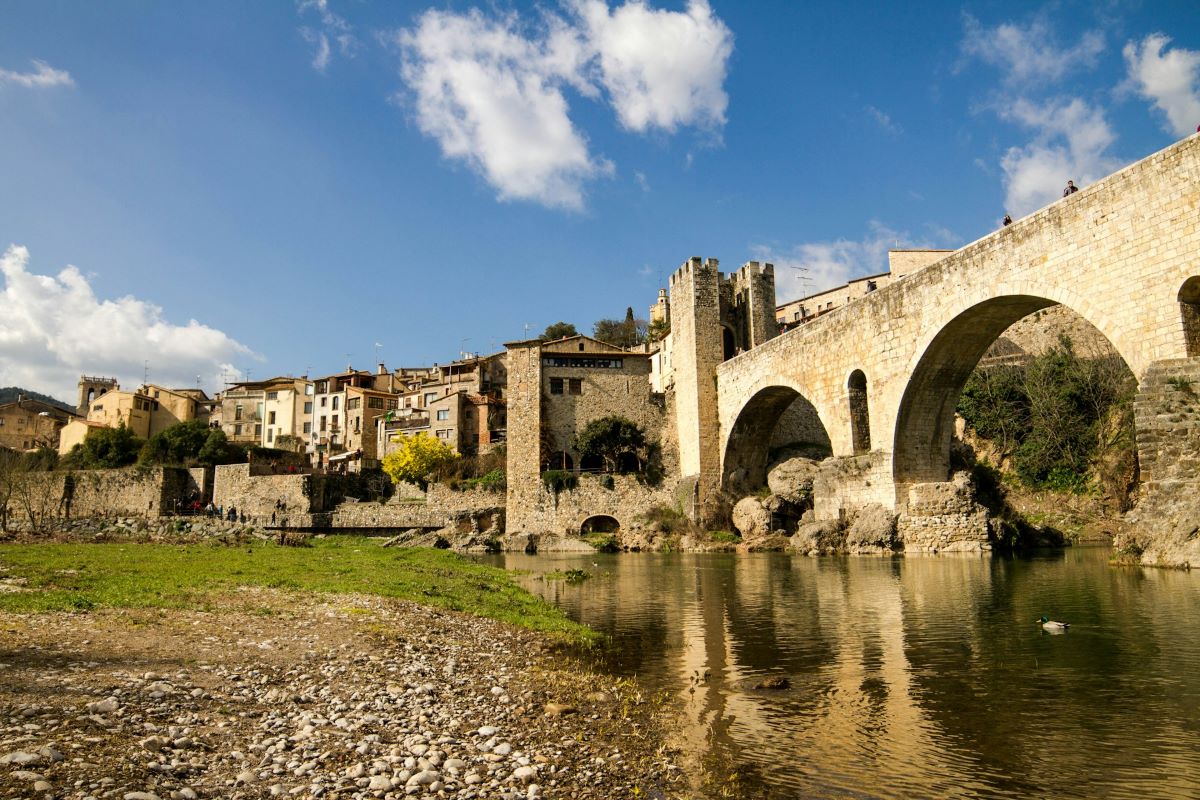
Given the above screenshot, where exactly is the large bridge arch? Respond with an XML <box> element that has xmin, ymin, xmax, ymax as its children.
<box><xmin>721</xmin><ymin>381</ymin><xmax>833</xmax><ymax>493</ymax></box>
<box><xmin>892</xmin><ymin>289</ymin><xmax>1138</xmax><ymax>487</ymax></box>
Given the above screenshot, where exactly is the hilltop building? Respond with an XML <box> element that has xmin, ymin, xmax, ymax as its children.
<box><xmin>0</xmin><ymin>397</ymin><xmax>77</xmax><ymax>452</ymax></box>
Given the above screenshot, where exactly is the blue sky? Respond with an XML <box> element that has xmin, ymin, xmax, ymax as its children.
<box><xmin>1</xmin><ymin>1</ymin><xmax>1198</xmax><ymax>401</ymax></box>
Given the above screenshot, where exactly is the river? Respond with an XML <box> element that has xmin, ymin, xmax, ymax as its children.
<box><xmin>483</xmin><ymin>547</ymin><xmax>1200</xmax><ymax>799</ymax></box>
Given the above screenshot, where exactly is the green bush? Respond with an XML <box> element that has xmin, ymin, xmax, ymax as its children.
<box><xmin>541</xmin><ymin>470</ymin><xmax>577</xmax><ymax>494</ymax></box>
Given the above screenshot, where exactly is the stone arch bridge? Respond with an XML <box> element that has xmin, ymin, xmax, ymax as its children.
<box><xmin>708</xmin><ymin>134</ymin><xmax>1200</xmax><ymax>559</ymax></box>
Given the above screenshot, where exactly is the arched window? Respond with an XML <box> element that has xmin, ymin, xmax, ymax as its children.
<box><xmin>1179</xmin><ymin>277</ymin><xmax>1200</xmax><ymax>357</ymax></box>
<box><xmin>848</xmin><ymin>370</ymin><xmax>871</xmax><ymax>455</ymax></box>
<box><xmin>722</xmin><ymin>327</ymin><xmax>737</xmax><ymax>361</ymax></box>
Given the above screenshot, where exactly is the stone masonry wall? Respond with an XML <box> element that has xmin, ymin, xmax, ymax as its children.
<box><xmin>1124</xmin><ymin>357</ymin><xmax>1200</xmax><ymax>567</ymax></box>
<box><xmin>511</xmin><ymin>474</ymin><xmax>680</xmax><ymax>537</ymax></box>
<box><xmin>212</xmin><ymin>463</ymin><xmax>313</xmax><ymax>517</ymax></box>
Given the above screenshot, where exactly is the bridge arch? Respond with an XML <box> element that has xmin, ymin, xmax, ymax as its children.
<box><xmin>722</xmin><ymin>383</ymin><xmax>832</xmax><ymax>493</ymax></box>
<box><xmin>1180</xmin><ymin>277</ymin><xmax>1200</xmax><ymax>357</ymax></box>
<box><xmin>893</xmin><ymin>292</ymin><xmax>1135</xmax><ymax>487</ymax></box>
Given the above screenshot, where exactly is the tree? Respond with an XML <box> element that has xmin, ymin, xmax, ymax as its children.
<box><xmin>593</xmin><ymin>307</ymin><xmax>647</xmax><ymax>348</ymax></box>
<box><xmin>540</xmin><ymin>321</ymin><xmax>579</xmax><ymax>340</ymax></box>
<box><xmin>0</xmin><ymin>447</ymin><xmax>61</xmax><ymax>533</ymax></box>
<box><xmin>62</xmin><ymin>423</ymin><xmax>143</xmax><ymax>469</ymax></box>
<box><xmin>646</xmin><ymin>317</ymin><xmax>670</xmax><ymax>343</ymax></box>
<box><xmin>382</xmin><ymin>432</ymin><xmax>459</xmax><ymax>489</ymax></box>
<box><xmin>573</xmin><ymin>416</ymin><xmax>646</xmax><ymax>473</ymax></box>
<box><xmin>138</xmin><ymin>419</ymin><xmax>213</xmax><ymax>465</ymax></box>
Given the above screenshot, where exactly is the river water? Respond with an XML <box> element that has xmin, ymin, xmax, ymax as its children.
<box><xmin>484</xmin><ymin>547</ymin><xmax>1200</xmax><ymax>799</ymax></box>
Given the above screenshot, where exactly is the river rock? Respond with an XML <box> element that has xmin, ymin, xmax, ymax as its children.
<box><xmin>767</xmin><ymin>457</ymin><xmax>821</xmax><ymax>504</ymax></box>
<box><xmin>732</xmin><ymin>497</ymin><xmax>772</xmax><ymax>538</ymax></box>
<box><xmin>846</xmin><ymin>503</ymin><xmax>899</xmax><ymax>552</ymax></box>
<box><xmin>791</xmin><ymin>519</ymin><xmax>846</xmax><ymax>555</ymax></box>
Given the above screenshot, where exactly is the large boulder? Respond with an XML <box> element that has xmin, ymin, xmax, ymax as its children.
<box><xmin>732</xmin><ymin>496</ymin><xmax>773</xmax><ymax>539</ymax></box>
<box><xmin>767</xmin><ymin>457</ymin><xmax>822</xmax><ymax>505</ymax></box>
<box><xmin>845</xmin><ymin>503</ymin><xmax>899</xmax><ymax>553</ymax></box>
<box><xmin>791</xmin><ymin>519</ymin><xmax>846</xmax><ymax>555</ymax></box>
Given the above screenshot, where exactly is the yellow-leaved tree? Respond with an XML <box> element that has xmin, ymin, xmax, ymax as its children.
<box><xmin>381</xmin><ymin>432</ymin><xmax>459</xmax><ymax>489</ymax></box>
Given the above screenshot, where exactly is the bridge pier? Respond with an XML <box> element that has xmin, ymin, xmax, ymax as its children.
<box><xmin>1124</xmin><ymin>357</ymin><xmax>1200</xmax><ymax>568</ymax></box>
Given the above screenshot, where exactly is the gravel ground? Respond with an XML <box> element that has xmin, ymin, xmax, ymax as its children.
<box><xmin>0</xmin><ymin>591</ymin><xmax>687</xmax><ymax>800</ymax></box>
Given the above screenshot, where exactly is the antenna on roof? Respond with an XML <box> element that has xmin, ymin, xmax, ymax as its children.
<box><xmin>143</xmin><ymin>360</ymin><xmax>149</xmax><ymax>387</ymax></box>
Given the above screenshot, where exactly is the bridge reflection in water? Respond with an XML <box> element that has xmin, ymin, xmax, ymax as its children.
<box><xmin>487</xmin><ymin>549</ymin><xmax>1200</xmax><ymax>799</ymax></box>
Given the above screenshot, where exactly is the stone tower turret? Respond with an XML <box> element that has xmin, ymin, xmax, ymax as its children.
<box><xmin>77</xmin><ymin>376</ymin><xmax>119</xmax><ymax>417</ymax></box>
<box><xmin>668</xmin><ymin>257</ymin><xmax>724</xmax><ymax>521</ymax></box>
<box><xmin>728</xmin><ymin>261</ymin><xmax>778</xmax><ymax>350</ymax></box>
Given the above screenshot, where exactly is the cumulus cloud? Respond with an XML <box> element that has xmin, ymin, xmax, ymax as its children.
<box><xmin>298</xmin><ymin>0</ymin><xmax>357</xmax><ymax>73</ymax></box>
<box><xmin>0</xmin><ymin>60</ymin><xmax>74</xmax><ymax>89</ymax></box>
<box><xmin>997</xmin><ymin>97</ymin><xmax>1120</xmax><ymax>216</ymax></box>
<box><xmin>1123</xmin><ymin>33</ymin><xmax>1200</xmax><ymax>137</ymax></box>
<box><xmin>396</xmin><ymin>9</ymin><xmax>609</xmax><ymax>210</ymax></box>
<box><xmin>0</xmin><ymin>246</ymin><xmax>258</xmax><ymax>401</ymax></box>
<box><xmin>752</xmin><ymin>222</ymin><xmax>948</xmax><ymax>303</ymax></box>
<box><xmin>394</xmin><ymin>0</ymin><xmax>733</xmax><ymax>210</ymax></box>
<box><xmin>571</xmin><ymin>0</ymin><xmax>731</xmax><ymax>133</ymax></box>
<box><xmin>961</xmin><ymin>14</ymin><xmax>1104</xmax><ymax>85</ymax></box>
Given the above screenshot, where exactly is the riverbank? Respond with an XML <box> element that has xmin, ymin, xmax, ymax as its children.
<box><xmin>0</xmin><ymin>540</ymin><xmax>687</xmax><ymax>799</ymax></box>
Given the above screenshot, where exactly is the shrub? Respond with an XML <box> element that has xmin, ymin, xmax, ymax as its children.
<box><xmin>382</xmin><ymin>432</ymin><xmax>459</xmax><ymax>489</ymax></box>
<box><xmin>541</xmin><ymin>470</ymin><xmax>576</xmax><ymax>494</ymax></box>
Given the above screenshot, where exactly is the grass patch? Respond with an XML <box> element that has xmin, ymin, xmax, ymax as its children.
<box><xmin>707</xmin><ymin>530</ymin><xmax>740</xmax><ymax>543</ymax></box>
<box><xmin>0</xmin><ymin>537</ymin><xmax>595</xmax><ymax>644</ymax></box>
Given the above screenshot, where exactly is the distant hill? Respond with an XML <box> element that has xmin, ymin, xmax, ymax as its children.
<box><xmin>0</xmin><ymin>386</ymin><xmax>75</xmax><ymax>414</ymax></box>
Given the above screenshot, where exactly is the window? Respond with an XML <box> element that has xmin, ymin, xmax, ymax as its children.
<box><xmin>234</xmin><ymin>424</ymin><xmax>242</xmax><ymax>435</ymax></box>
<box><xmin>93</xmin><ymin>404</ymin><xmax>103</xmax><ymax>412</ymax></box>
<box><xmin>266</xmin><ymin>391</ymin><xmax>279</xmax><ymax>401</ymax></box>
<box><xmin>332</xmin><ymin>397</ymin><xmax>340</xmax><ymax>410</ymax></box>
<box><xmin>268</xmin><ymin>411</ymin><xmax>276</xmax><ymax>424</ymax></box>
<box><xmin>235</xmin><ymin>404</ymin><xmax>243</xmax><ymax>421</ymax></box>
<box><xmin>550</xmin><ymin>377</ymin><xmax>564</xmax><ymax>395</ymax></box>
<box><xmin>320</xmin><ymin>416</ymin><xmax>327</xmax><ymax>431</ymax></box>
<box><xmin>320</xmin><ymin>397</ymin><xmax>327</xmax><ymax>407</ymax></box>
<box><xmin>315</xmin><ymin>381</ymin><xmax>328</xmax><ymax>393</ymax></box>
<box><xmin>347</xmin><ymin>397</ymin><xmax>361</xmax><ymax>410</ymax></box>
<box><xmin>424</xmin><ymin>392</ymin><xmax>437</xmax><ymax>405</ymax></box>
<box><xmin>305</xmin><ymin>384</ymin><xmax>314</xmax><ymax>396</ymax></box>
<box><xmin>304</xmin><ymin>402</ymin><xmax>313</xmax><ymax>414</ymax></box>
<box><xmin>436</xmin><ymin>429</ymin><xmax>450</xmax><ymax>440</ymax></box>
<box><xmin>354</xmin><ymin>416</ymin><xmax>360</xmax><ymax>433</ymax></box>
<box><xmin>436</xmin><ymin>409</ymin><xmax>449</xmax><ymax>421</ymax></box>
<box><xmin>255</xmin><ymin>424</ymin><xmax>262</xmax><ymax>437</ymax></box>
<box><xmin>569</xmin><ymin>378</ymin><xmax>582</xmax><ymax>395</ymax></box>
<box><xmin>368</xmin><ymin>397</ymin><xmax>384</xmax><ymax>409</ymax></box>
<box><xmin>542</xmin><ymin>356</ymin><xmax>624</xmax><ymax>369</ymax></box>
<box><xmin>386</xmin><ymin>399</ymin><xmax>398</xmax><ymax>410</ymax></box>
<box><xmin>303</xmin><ymin>422</ymin><xmax>312</xmax><ymax>434</ymax></box>
<box><xmin>267</xmin><ymin>429</ymin><xmax>274</xmax><ymax>443</ymax></box>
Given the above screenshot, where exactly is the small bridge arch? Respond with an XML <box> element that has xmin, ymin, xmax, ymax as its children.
<box><xmin>721</xmin><ymin>382</ymin><xmax>832</xmax><ymax>493</ymax></box>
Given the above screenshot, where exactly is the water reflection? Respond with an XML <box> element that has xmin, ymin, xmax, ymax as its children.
<box><xmin>488</xmin><ymin>548</ymin><xmax>1200</xmax><ymax>799</ymax></box>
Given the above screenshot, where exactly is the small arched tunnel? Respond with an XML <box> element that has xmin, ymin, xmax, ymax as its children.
<box><xmin>581</xmin><ymin>514</ymin><xmax>620</xmax><ymax>534</ymax></box>
<box><xmin>722</xmin><ymin>386</ymin><xmax>832</xmax><ymax>493</ymax></box>
<box><xmin>893</xmin><ymin>295</ymin><xmax>1134</xmax><ymax>487</ymax></box>
<box><xmin>1180</xmin><ymin>277</ymin><xmax>1200</xmax><ymax>357</ymax></box>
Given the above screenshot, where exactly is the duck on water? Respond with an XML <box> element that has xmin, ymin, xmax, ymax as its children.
<box><xmin>1040</xmin><ymin>616</ymin><xmax>1070</xmax><ymax>632</ymax></box>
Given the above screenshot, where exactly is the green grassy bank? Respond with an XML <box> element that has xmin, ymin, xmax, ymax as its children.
<box><xmin>0</xmin><ymin>537</ymin><xmax>595</xmax><ymax>643</ymax></box>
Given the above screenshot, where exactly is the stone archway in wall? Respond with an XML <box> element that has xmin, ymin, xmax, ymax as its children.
<box><xmin>580</xmin><ymin>514</ymin><xmax>620</xmax><ymax>534</ymax></box>
<box><xmin>722</xmin><ymin>385</ymin><xmax>832</xmax><ymax>494</ymax></box>
<box><xmin>892</xmin><ymin>295</ymin><xmax>1137</xmax><ymax>491</ymax></box>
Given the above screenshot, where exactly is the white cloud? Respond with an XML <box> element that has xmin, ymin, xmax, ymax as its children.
<box><xmin>961</xmin><ymin>14</ymin><xmax>1103</xmax><ymax>85</ymax></box>
<box><xmin>634</xmin><ymin>170</ymin><xmax>650</xmax><ymax>191</ymax></box>
<box><xmin>0</xmin><ymin>245</ymin><xmax>258</xmax><ymax>402</ymax></box>
<box><xmin>570</xmin><ymin>0</ymin><xmax>731</xmax><ymax>133</ymax></box>
<box><xmin>865</xmin><ymin>105</ymin><xmax>901</xmax><ymax>134</ymax></box>
<box><xmin>394</xmin><ymin>1</ymin><xmax>733</xmax><ymax>210</ymax></box>
<box><xmin>752</xmin><ymin>222</ymin><xmax>947</xmax><ymax>303</ymax></box>
<box><xmin>396</xmin><ymin>9</ymin><xmax>609</xmax><ymax>210</ymax></box>
<box><xmin>297</xmin><ymin>0</ymin><xmax>356</xmax><ymax>73</ymax></box>
<box><xmin>997</xmin><ymin>97</ymin><xmax>1120</xmax><ymax>216</ymax></box>
<box><xmin>1123</xmin><ymin>33</ymin><xmax>1200</xmax><ymax>137</ymax></box>
<box><xmin>0</xmin><ymin>60</ymin><xmax>74</xmax><ymax>89</ymax></box>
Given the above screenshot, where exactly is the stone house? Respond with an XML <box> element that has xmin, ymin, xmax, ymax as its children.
<box><xmin>61</xmin><ymin>380</ymin><xmax>212</xmax><ymax>454</ymax></box>
<box><xmin>0</xmin><ymin>397</ymin><xmax>76</xmax><ymax>451</ymax></box>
